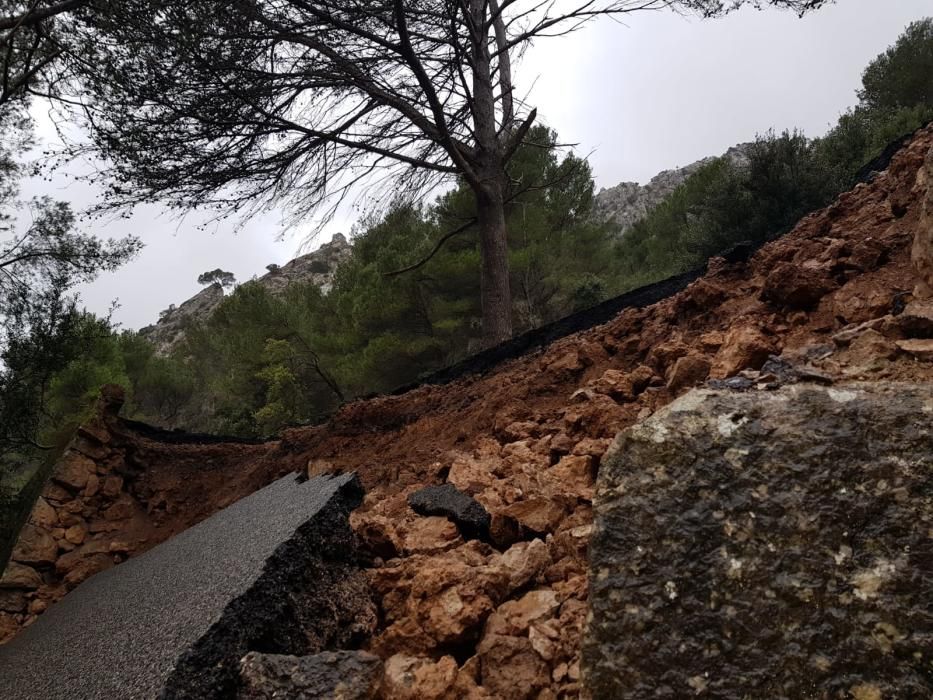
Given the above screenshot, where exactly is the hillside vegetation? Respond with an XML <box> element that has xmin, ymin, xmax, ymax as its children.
<box><xmin>42</xmin><ymin>18</ymin><xmax>933</xmax><ymax>438</ymax></box>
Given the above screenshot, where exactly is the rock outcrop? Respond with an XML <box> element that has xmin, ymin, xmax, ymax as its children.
<box><xmin>140</xmin><ymin>233</ymin><xmax>351</xmax><ymax>354</ymax></box>
<box><xmin>139</xmin><ymin>282</ymin><xmax>225</xmax><ymax>354</ymax></box>
<box><xmin>585</xmin><ymin>383</ymin><xmax>933</xmax><ymax>698</ymax></box>
<box><xmin>595</xmin><ymin>144</ymin><xmax>751</xmax><ymax>233</ymax></box>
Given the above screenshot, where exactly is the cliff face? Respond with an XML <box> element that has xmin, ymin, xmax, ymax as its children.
<box><xmin>595</xmin><ymin>143</ymin><xmax>751</xmax><ymax>233</ymax></box>
<box><xmin>139</xmin><ymin>233</ymin><xmax>352</xmax><ymax>354</ymax></box>
<box><xmin>5</xmin><ymin>128</ymin><xmax>933</xmax><ymax>696</ymax></box>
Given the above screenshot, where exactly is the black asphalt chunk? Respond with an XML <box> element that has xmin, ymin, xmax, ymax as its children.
<box><xmin>0</xmin><ymin>472</ymin><xmax>364</xmax><ymax>700</ymax></box>
<box><xmin>408</xmin><ymin>483</ymin><xmax>491</xmax><ymax>541</ymax></box>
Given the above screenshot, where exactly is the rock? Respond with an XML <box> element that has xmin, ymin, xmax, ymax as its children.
<box><xmin>401</xmin><ymin>516</ymin><xmax>462</xmax><ymax>555</ymax></box>
<box><xmin>307</xmin><ymin>458</ymin><xmax>336</xmax><ymax>478</ymax></box>
<box><xmin>83</xmin><ymin>473</ymin><xmax>100</xmax><ymax>498</ymax></box>
<box><xmin>895</xmin><ymin>338</ymin><xmax>933</xmax><ymax>360</ymax></box>
<box><xmin>897</xmin><ymin>299</ymin><xmax>933</xmax><ymax>338</ymax></box>
<box><xmin>29</xmin><ymin>498</ymin><xmax>58</xmax><ymax>529</ymax></box>
<box><xmin>352</xmin><ymin>512</ymin><xmax>402</xmax><ymax>560</ymax></box>
<box><xmin>484</xmin><ymin>590</ymin><xmax>560</xmax><ymax>637</ymax></box>
<box><xmin>911</xmin><ymin>144</ymin><xmax>933</xmax><ymax>298</ymax></box>
<box><xmin>238</xmin><ymin>650</ymin><xmax>382</xmax><ymax>700</ymax></box>
<box><xmin>0</xmin><ymin>613</ymin><xmax>18</xmax><ymax>645</ymax></box>
<box><xmin>0</xmin><ymin>562</ymin><xmax>43</xmax><ymax>590</ymax></box>
<box><xmin>585</xmin><ymin>383</ymin><xmax>933</xmax><ymax>699</ymax></box>
<box><xmin>547</xmin><ymin>455</ymin><xmax>595</xmax><ymax>502</ymax></box>
<box><xmin>63</xmin><ymin>524</ymin><xmax>87</xmax><ymax>546</ymax></box>
<box><xmin>51</xmin><ymin>452</ymin><xmax>95</xmax><ymax>492</ymax></box>
<box><xmin>833</xmin><ymin>280</ymin><xmax>895</xmax><ymax>325</ymax></box>
<box><xmin>496</xmin><ymin>498</ymin><xmax>565</xmax><ymax>537</ymax></box>
<box><xmin>499</xmin><ymin>539</ymin><xmax>551</xmax><ymax>592</ymax></box>
<box><xmin>666</xmin><ymin>353</ymin><xmax>711</xmax><ymax>393</ymax></box>
<box><xmin>102</xmin><ymin>495</ymin><xmax>136</xmax><ymax>522</ymax></box>
<box><xmin>448</xmin><ymin>453</ymin><xmax>500</xmax><ymax>494</ymax></box>
<box><xmin>408</xmin><ymin>484</ymin><xmax>491</xmax><ymax>541</ymax></box>
<box><xmin>11</xmin><ymin>525</ymin><xmax>58</xmax><ymax>566</ymax></box>
<box><xmin>710</xmin><ymin>325</ymin><xmax>775</xmax><ymax>378</ymax></box>
<box><xmin>842</xmin><ymin>329</ymin><xmax>901</xmax><ymax>373</ymax></box>
<box><xmin>595</xmin><ymin>143</ymin><xmax>752</xmax><ymax>233</ymax></box>
<box><xmin>100</xmin><ymin>475</ymin><xmax>124</xmax><ymax>499</ymax></box>
<box><xmin>0</xmin><ymin>590</ymin><xmax>27</xmax><ymax>613</ymax></box>
<box><xmin>28</xmin><ymin>598</ymin><xmax>47</xmax><ymax>615</ymax></box>
<box><xmin>761</xmin><ymin>261</ymin><xmax>836</xmax><ymax>309</ymax></box>
<box><xmin>477</xmin><ymin>634</ymin><xmax>549</xmax><ymax>700</ymax></box>
<box><xmin>382</xmin><ymin>654</ymin><xmax>460</xmax><ymax>700</ymax></box>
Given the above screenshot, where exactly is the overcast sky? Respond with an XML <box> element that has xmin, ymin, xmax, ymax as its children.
<box><xmin>21</xmin><ymin>0</ymin><xmax>933</xmax><ymax>330</ymax></box>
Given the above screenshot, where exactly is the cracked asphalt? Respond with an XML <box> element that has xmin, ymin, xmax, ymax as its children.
<box><xmin>0</xmin><ymin>472</ymin><xmax>356</xmax><ymax>700</ymax></box>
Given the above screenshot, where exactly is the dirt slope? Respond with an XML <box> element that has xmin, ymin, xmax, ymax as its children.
<box><xmin>5</xmin><ymin>125</ymin><xmax>933</xmax><ymax>697</ymax></box>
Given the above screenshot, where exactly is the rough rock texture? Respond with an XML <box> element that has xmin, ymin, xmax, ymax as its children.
<box><xmin>140</xmin><ymin>233</ymin><xmax>351</xmax><ymax>354</ymax></box>
<box><xmin>239</xmin><ymin>650</ymin><xmax>383</xmax><ymax>700</ymax></box>
<box><xmin>256</xmin><ymin>232</ymin><xmax>351</xmax><ymax>295</ymax></box>
<box><xmin>913</xmin><ymin>144</ymin><xmax>933</xmax><ymax>298</ymax></box>
<box><xmin>7</xmin><ymin>126</ymin><xmax>933</xmax><ymax>696</ymax></box>
<box><xmin>139</xmin><ymin>282</ymin><xmax>225</xmax><ymax>354</ymax></box>
<box><xmin>585</xmin><ymin>383</ymin><xmax>933</xmax><ymax>699</ymax></box>
<box><xmin>0</xmin><ymin>473</ymin><xmax>368</xmax><ymax>700</ymax></box>
<box><xmin>595</xmin><ymin>144</ymin><xmax>750</xmax><ymax>233</ymax></box>
<box><xmin>407</xmin><ymin>484</ymin><xmax>491</xmax><ymax>541</ymax></box>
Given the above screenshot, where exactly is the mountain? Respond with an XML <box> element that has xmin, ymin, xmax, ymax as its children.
<box><xmin>139</xmin><ymin>233</ymin><xmax>352</xmax><ymax>354</ymax></box>
<box><xmin>594</xmin><ymin>144</ymin><xmax>752</xmax><ymax>233</ymax></box>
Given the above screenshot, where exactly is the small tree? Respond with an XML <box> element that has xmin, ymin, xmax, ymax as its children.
<box><xmin>197</xmin><ymin>269</ymin><xmax>236</xmax><ymax>289</ymax></box>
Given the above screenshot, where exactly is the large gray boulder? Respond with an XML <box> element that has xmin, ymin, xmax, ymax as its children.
<box><xmin>584</xmin><ymin>383</ymin><xmax>933</xmax><ymax>699</ymax></box>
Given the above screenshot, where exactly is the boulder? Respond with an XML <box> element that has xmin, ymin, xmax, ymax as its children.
<box><xmin>495</xmin><ymin>498</ymin><xmax>565</xmax><ymax>538</ymax></box>
<box><xmin>761</xmin><ymin>261</ymin><xmax>836</xmax><ymax>309</ymax></box>
<box><xmin>710</xmin><ymin>325</ymin><xmax>775</xmax><ymax>378</ymax></box>
<box><xmin>666</xmin><ymin>353</ymin><xmax>711</xmax><ymax>393</ymax></box>
<box><xmin>381</xmin><ymin>654</ymin><xmax>461</xmax><ymax>700</ymax></box>
<box><xmin>11</xmin><ymin>525</ymin><xmax>58</xmax><ymax>566</ymax></box>
<box><xmin>408</xmin><ymin>484</ymin><xmax>491</xmax><ymax>541</ymax></box>
<box><xmin>0</xmin><ymin>562</ymin><xmax>43</xmax><ymax>590</ymax></box>
<box><xmin>585</xmin><ymin>383</ymin><xmax>933</xmax><ymax>699</ymax></box>
<box><xmin>238</xmin><ymin>650</ymin><xmax>382</xmax><ymax>700</ymax></box>
<box><xmin>895</xmin><ymin>338</ymin><xmax>933</xmax><ymax>361</ymax></box>
<box><xmin>51</xmin><ymin>452</ymin><xmax>95</xmax><ymax>492</ymax></box>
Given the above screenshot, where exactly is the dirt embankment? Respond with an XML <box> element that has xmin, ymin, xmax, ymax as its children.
<box><xmin>5</xmin><ymin>126</ymin><xmax>933</xmax><ymax>697</ymax></box>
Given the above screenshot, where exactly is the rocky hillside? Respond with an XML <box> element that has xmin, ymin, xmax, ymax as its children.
<box><xmin>595</xmin><ymin>143</ymin><xmax>751</xmax><ymax>233</ymax></box>
<box><xmin>4</xmin><ymin>126</ymin><xmax>933</xmax><ymax>696</ymax></box>
<box><xmin>139</xmin><ymin>233</ymin><xmax>351</xmax><ymax>354</ymax></box>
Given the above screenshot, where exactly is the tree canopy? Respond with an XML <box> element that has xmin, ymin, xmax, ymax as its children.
<box><xmin>197</xmin><ymin>269</ymin><xmax>236</xmax><ymax>288</ymax></box>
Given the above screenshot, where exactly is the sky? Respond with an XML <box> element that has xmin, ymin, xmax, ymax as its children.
<box><xmin>18</xmin><ymin>0</ymin><xmax>933</xmax><ymax>331</ymax></box>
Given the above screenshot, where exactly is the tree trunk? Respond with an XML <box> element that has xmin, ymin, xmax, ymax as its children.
<box><xmin>475</xmin><ymin>176</ymin><xmax>513</xmax><ymax>345</ymax></box>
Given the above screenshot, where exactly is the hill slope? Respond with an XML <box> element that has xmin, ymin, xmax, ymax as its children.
<box><xmin>5</xmin><ymin>126</ymin><xmax>933</xmax><ymax>697</ymax></box>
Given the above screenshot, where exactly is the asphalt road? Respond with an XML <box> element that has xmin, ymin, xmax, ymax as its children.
<box><xmin>0</xmin><ymin>472</ymin><xmax>357</xmax><ymax>700</ymax></box>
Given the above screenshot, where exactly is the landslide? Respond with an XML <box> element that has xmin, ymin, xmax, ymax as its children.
<box><xmin>8</xmin><ymin>125</ymin><xmax>933</xmax><ymax>697</ymax></box>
